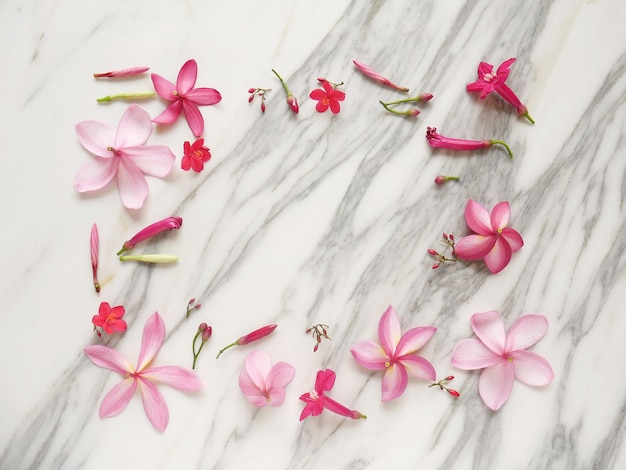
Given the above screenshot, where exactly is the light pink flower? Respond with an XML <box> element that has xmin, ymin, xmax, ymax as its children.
<box><xmin>454</xmin><ymin>200</ymin><xmax>524</xmax><ymax>274</ymax></box>
<box><xmin>74</xmin><ymin>104</ymin><xmax>175</xmax><ymax>209</ymax></box>
<box><xmin>151</xmin><ymin>59</ymin><xmax>222</xmax><ymax>137</ymax></box>
<box><xmin>350</xmin><ymin>305</ymin><xmax>436</xmax><ymax>401</ymax></box>
<box><xmin>451</xmin><ymin>311</ymin><xmax>554</xmax><ymax>411</ymax></box>
<box><xmin>84</xmin><ymin>312</ymin><xmax>203</xmax><ymax>432</ymax></box>
<box><xmin>299</xmin><ymin>369</ymin><xmax>366</xmax><ymax>421</ymax></box>
<box><xmin>239</xmin><ymin>351</ymin><xmax>295</xmax><ymax>407</ymax></box>
<box><xmin>353</xmin><ymin>60</ymin><xmax>409</xmax><ymax>92</ymax></box>
<box><xmin>93</xmin><ymin>66</ymin><xmax>150</xmax><ymax>78</ymax></box>
<box><xmin>117</xmin><ymin>216</ymin><xmax>183</xmax><ymax>255</ymax></box>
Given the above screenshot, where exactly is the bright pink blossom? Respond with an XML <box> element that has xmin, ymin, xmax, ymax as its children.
<box><xmin>353</xmin><ymin>60</ymin><xmax>409</xmax><ymax>92</ymax></box>
<box><xmin>74</xmin><ymin>104</ymin><xmax>175</xmax><ymax>209</ymax></box>
<box><xmin>309</xmin><ymin>81</ymin><xmax>345</xmax><ymax>114</ymax></box>
<box><xmin>92</xmin><ymin>302</ymin><xmax>127</xmax><ymax>335</ymax></box>
<box><xmin>299</xmin><ymin>369</ymin><xmax>366</xmax><ymax>421</ymax></box>
<box><xmin>93</xmin><ymin>66</ymin><xmax>150</xmax><ymax>78</ymax></box>
<box><xmin>426</xmin><ymin>127</ymin><xmax>513</xmax><ymax>159</ymax></box>
<box><xmin>117</xmin><ymin>216</ymin><xmax>182</xmax><ymax>255</ymax></box>
<box><xmin>181</xmin><ymin>138</ymin><xmax>211</xmax><ymax>172</ymax></box>
<box><xmin>454</xmin><ymin>200</ymin><xmax>524</xmax><ymax>274</ymax></box>
<box><xmin>451</xmin><ymin>311</ymin><xmax>554</xmax><ymax>411</ymax></box>
<box><xmin>151</xmin><ymin>59</ymin><xmax>222</xmax><ymax>137</ymax></box>
<box><xmin>350</xmin><ymin>305</ymin><xmax>436</xmax><ymax>401</ymax></box>
<box><xmin>239</xmin><ymin>351</ymin><xmax>295</xmax><ymax>407</ymax></box>
<box><xmin>216</xmin><ymin>324</ymin><xmax>277</xmax><ymax>358</ymax></box>
<box><xmin>84</xmin><ymin>312</ymin><xmax>203</xmax><ymax>432</ymax></box>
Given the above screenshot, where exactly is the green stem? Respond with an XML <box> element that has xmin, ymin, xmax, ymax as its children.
<box><xmin>379</xmin><ymin>101</ymin><xmax>417</xmax><ymax>116</ymax></box>
<box><xmin>490</xmin><ymin>140</ymin><xmax>514</xmax><ymax>159</ymax></box>
<box><xmin>96</xmin><ymin>91</ymin><xmax>156</xmax><ymax>103</ymax></box>
<box><xmin>523</xmin><ymin>112</ymin><xmax>535</xmax><ymax>125</ymax></box>
<box><xmin>192</xmin><ymin>333</ymin><xmax>206</xmax><ymax>369</ymax></box>
<box><xmin>381</xmin><ymin>96</ymin><xmax>422</xmax><ymax>106</ymax></box>
<box><xmin>271</xmin><ymin>69</ymin><xmax>292</xmax><ymax>96</ymax></box>
<box><xmin>216</xmin><ymin>341</ymin><xmax>238</xmax><ymax>359</ymax></box>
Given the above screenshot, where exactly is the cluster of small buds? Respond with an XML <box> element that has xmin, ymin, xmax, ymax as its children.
<box><xmin>306</xmin><ymin>323</ymin><xmax>331</xmax><ymax>352</ymax></box>
<box><xmin>248</xmin><ymin>87</ymin><xmax>271</xmax><ymax>112</ymax></box>
<box><xmin>428</xmin><ymin>232</ymin><xmax>458</xmax><ymax>269</ymax></box>
<box><xmin>429</xmin><ymin>375</ymin><xmax>460</xmax><ymax>397</ymax></box>
<box><xmin>379</xmin><ymin>93</ymin><xmax>433</xmax><ymax>117</ymax></box>
<box><xmin>192</xmin><ymin>322</ymin><xmax>213</xmax><ymax>369</ymax></box>
<box><xmin>186</xmin><ymin>298</ymin><xmax>202</xmax><ymax>319</ymax></box>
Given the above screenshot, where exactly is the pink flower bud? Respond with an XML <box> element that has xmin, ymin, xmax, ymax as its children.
<box><xmin>248</xmin><ymin>94</ymin><xmax>254</xmax><ymax>103</ymax></box>
<box><xmin>188</xmin><ymin>298</ymin><xmax>196</xmax><ymax>305</ymax></box>
<box><xmin>408</xmin><ymin>108</ymin><xmax>420</xmax><ymax>117</ymax></box>
<box><xmin>444</xmin><ymin>375</ymin><xmax>455</xmax><ymax>381</ymax></box>
<box><xmin>118</xmin><ymin>216</ymin><xmax>183</xmax><ymax>255</ymax></box>
<box><xmin>202</xmin><ymin>326</ymin><xmax>213</xmax><ymax>341</ymax></box>
<box><xmin>419</xmin><ymin>93</ymin><xmax>434</xmax><ymax>102</ymax></box>
<box><xmin>248</xmin><ymin>88</ymin><xmax>256</xmax><ymax>93</ymax></box>
<box><xmin>447</xmin><ymin>389</ymin><xmax>460</xmax><ymax>397</ymax></box>
<box><xmin>287</xmin><ymin>95</ymin><xmax>299</xmax><ymax>114</ymax></box>
<box><xmin>435</xmin><ymin>175</ymin><xmax>460</xmax><ymax>185</ymax></box>
<box><xmin>432</xmin><ymin>263</ymin><xmax>440</xmax><ymax>269</ymax></box>
<box><xmin>237</xmin><ymin>324</ymin><xmax>277</xmax><ymax>345</ymax></box>
<box><xmin>93</xmin><ymin>66</ymin><xmax>150</xmax><ymax>78</ymax></box>
<box><xmin>198</xmin><ymin>322</ymin><xmax>208</xmax><ymax>332</ymax></box>
<box><xmin>90</xmin><ymin>223</ymin><xmax>100</xmax><ymax>293</ymax></box>
<box><xmin>427</xmin><ymin>248</ymin><xmax>438</xmax><ymax>256</ymax></box>
<box><xmin>261</xmin><ymin>101</ymin><xmax>266</xmax><ymax>113</ymax></box>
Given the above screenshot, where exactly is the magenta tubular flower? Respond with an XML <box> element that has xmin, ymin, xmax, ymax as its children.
<box><xmin>353</xmin><ymin>60</ymin><xmax>409</xmax><ymax>92</ymax></box>
<box><xmin>84</xmin><ymin>312</ymin><xmax>202</xmax><ymax>432</ymax></box>
<box><xmin>90</xmin><ymin>223</ymin><xmax>100</xmax><ymax>293</ymax></box>
<box><xmin>93</xmin><ymin>66</ymin><xmax>150</xmax><ymax>78</ymax></box>
<box><xmin>309</xmin><ymin>81</ymin><xmax>346</xmax><ymax>114</ymax></box>
<box><xmin>216</xmin><ymin>324</ymin><xmax>277</xmax><ymax>358</ymax></box>
<box><xmin>299</xmin><ymin>369</ymin><xmax>366</xmax><ymax>421</ymax></box>
<box><xmin>92</xmin><ymin>302</ymin><xmax>127</xmax><ymax>335</ymax></box>
<box><xmin>350</xmin><ymin>305</ymin><xmax>436</xmax><ymax>401</ymax></box>
<box><xmin>454</xmin><ymin>200</ymin><xmax>524</xmax><ymax>274</ymax></box>
<box><xmin>426</xmin><ymin>127</ymin><xmax>513</xmax><ymax>159</ymax></box>
<box><xmin>239</xmin><ymin>351</ymin><xmax>295</xmax><ymax>407</ymax></box>
<box><xmin>151</xmin><ymin>59</ymin><xmax>222</xmax><ymax>137</ymax></box>
<box><xmin>74</xmin><ymin>104</ymin><xmax>175</xmax><ymax>209</ymax></box>
<box><xmin>117</xmin><ymin>216</ymin><xmax>183</xmax><ymax>255</ymax></box>
<box><xmin>181</xmin><ymin>138</ymin><xmax>211</xmax><ymax>172</ymax></box>
<box><xmin>451</xmin><ymin>311</ymin><xmax>554</xmax><ymax>411</ymax></box>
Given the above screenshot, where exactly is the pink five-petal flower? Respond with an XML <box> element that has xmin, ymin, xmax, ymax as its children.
<box><xmin>74</xmin><ymin>104</ymin><xmax>175</xmax><ymax>209</ymax></box>
<box><xmin>350</xmin><ymin>305</ymin><xmax>437</xmax><ymax>401</ymax></box>
<box><xmin>151</xmin><ymin>59</ymin><xmax>222</xmax><ymax>137</ymax></box>
<box><xmin>84</xmin><ymin>312</ymin><xmax>203</xmax><ymax>432</ymax></box>
<box><xmin>451</xmin><ymin>311</ymin><xmax>554</xmax><ymax>411</ymax></box>
<box><xmin>454</xmin><ymin>200</ymin><xmax>524</xmax><ymax>274</ymax></box>
<box><xmin>309</xmin><ymin>81</ymin><xmax>346</xmax><ymax>114</ymax></box>
<box><xmin>239</xmin><ymin>351</ymin><xmax>295</xmax><ymax>407</ymax></box>
<box><xmin>299</xmin><ymin>369</ymin><xmax>366</xmax><ymax>421</ymax></box>
<box><xmin>181</xmin><ymin>138</ymin><xmax>211</xmax><ymax>172</ymax></box>
<box><xmin>92</xmin><ymin>302</ymin><xmax>127</xmax><ymax>334</ymax></box>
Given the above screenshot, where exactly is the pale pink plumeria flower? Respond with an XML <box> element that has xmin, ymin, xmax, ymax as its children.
<box><xmin>454</xmin><ymin>200</ymin><xmax>524</xmax><ymax>274</ymax></box>
<box><xmin>451</xmin><ymin>311</ymin><xmax>554</xmax><ymax>411</ymax></box>
<box><xmin>299</xmin><ymin>369</ymin><xmax>366</xmax><ymax>421</ymax></box>
<box><xmin>93</xmin><ymin>66</ymin><xmax>150</xmax><ymax>78</ymax></box>
<box><xmin>353</xmin><ymin>60</ymin><xmax>409</xmax><ymax>92</ymax></box>
<box><xmin>84</xmin><ymin>312</ymin><xmax>203</xmax><ymax>432</ymax></box>
<box><xmin>117</xmin><ymin>216</ymin><xmax>183</xmax><ymax>255</ymax></box>
<box><xmin>239</xmin><ymin>351</ymin><xmax>295</xmax><ymax>407</ymax></box>
<box><xmin>350</xmin><ymin>305</ymin><xmax>436</xmax><ymax>401</ymax></box>
<box><xmin>74</xmin><ymin>104</ymin><xmax>175</xmax><ymax>209</ymax></box>
<box><xmin>151</xmin><ymin>59</ymin><xmax>222</xmax><ymax>137</ymax></box>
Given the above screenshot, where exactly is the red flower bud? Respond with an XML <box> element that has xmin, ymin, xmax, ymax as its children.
<box><xmin>444</xmin><ymin>375</ymin><xmax>455</xmax><ymax>381</ymax></box>
<box><xmin>287</xmin><ymin>95</ymin><xmax>299</xmax><ymax>114</ymax></box>
<box><xmin>248</xmin><ymin>94</ymin><xmax>254</xmax><ymax>103</ymax></box>
<box><xmin>447</xmin><ymin>389</ymin><xmax>460</xmax><ymax>397</ymax></box>
<box><xmin>248</xmin><ymin>87</ymin><xmax>256</xmax><ymax>93</ymax></box>
<box><xmin>432</xmin><ymin>263</ymin><xmax>440</xmax><ymax>269</ymax></box>
<box><xmin>261</xmin><ymin>101</ymin><xmax>266</xmax><ymax>113</ymax></box>
<box><xmin>237</xmin><ymin>324</ymin><xmax>277</xmax><ymax>345</ymax></box>
<box><xmin>428</xmin><ymin>248</ymin><xmax>438</xmax><ymax>256</ymax></box>
<box><xmin>202</xmin><ymin>326</ymin><xmax>213</xmax><ymax>341</ymax></box>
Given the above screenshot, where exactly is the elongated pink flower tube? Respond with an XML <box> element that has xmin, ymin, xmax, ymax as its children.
<box><xmin>93</xmin><ymin>66</ymin><xmax>150</xmax><ymax>78</ymax></box>
<box><xmin>117</xmin><ymin>216</ymin><xmax>182</xmax><ymax>255</ymax></box>
<box><xmin>216</xmin><ymin>324</ymin><xmax>277</xmax><ymax>358</ymax></box>
<box><xmin>90</xmin><ymin>223</ymin><xmax>100</xmax><ymax>293</ymax></box>
<box><xmin>353</xmin><ymin>60</ymin><xmax>409</xmax><ymax>92</ymax></box>
<box><xmin>426</xmin><ymin>127</ymin><xmax>513</xmax><ymax>159</ymax></box>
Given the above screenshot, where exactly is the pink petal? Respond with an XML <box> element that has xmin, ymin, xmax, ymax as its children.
<box><xmin>511</xmin><ymin>350</ymin><xmax>554</xmax><ymax>386</ymax></box>
<box><xmin>329</xmin><ymin>100</ymin><xmax>341</xmax><ymax>114</ymax></box>
<box><xmin>505</xmin><ymin>314</ymin><xmax>549</xmax><ymax>352</ymax></box>
<box><xmin>454</xmin><ymin>234</ymin><xmax>496</xmax><ymax>260</ymax></box>
<box><xmin>114</xmin><ymin>104</ymin><xmax>152</xmax><ymax>148</ymax></box>
<box><xmin>378</xmin><ymin>305</ymin><xmax>402</xmax><ymax>358</ymax></box>
<box><xmin>483</xmin><ymin>237</ymin><xmax>513</xmax><ymax>274</ymax></box>
<box><xmin>116</xmin><ymin>158</ymin><xmax>149</xmax><ymax>209</ymax></box>
<box><xmin>496</xmin><ymin>58</ymin><xmax>516</xmax><ymax>77</ymax></box>
<box><xmin>466</xmin><ymin>81</ymin><xmax>489</xmax><ymax>94</ymax></box>
<box><xmin>84</xmin><ymin>345</ymin><xmax>133</xmax><ymax>374</ymax></box>
<box><xmin>314</xmin><ymin>369</ymin><xmax>336</xmax><ymax>394</ymax></box>
<box><xmin>152</xmin><ymin>100</ymin><xmax>183</xmax><ymax>125</ymax></box>
<box><xmin>350</xmin><ymin>341</ymin><xmax>389</xmax><ymax>370</ymax></box>
<box><xmin>397</xmin><ymin>354</ymin><xmax>436</xmax><ymax>381</ymax></box>
<box><xmin>315</xmin><ymin>101</ymin><xmax>330</xmax><ymax>113</ymax></box>
<box><xmin>266</xmin><ymin>387</ymin><xmax>286</xmax><ymax>407</ymax></box>
<box><xmin>176</xmin><ymin>59</ymin><xmax>198</xmax><ymax>94</ymax></box>
<box><xmin>470</xmin><ymin>311</ymin><xmax>506</xmax><ymax>355</ymax></box>
<box><xmin>239</xmin><ymin>367</ymin><xmax>267</xmax><ymax>406</ymax></box>
<box><xmin>184</xmin><ymin>87</ymin><xmax>222</xmax><ymax>105</ymax></box>
<box><xmin>322</xmin><ymin>396</ymin><xmax>357</xmax><ymax>418</ymax></box>
<box><xmin>76</xmin><ymin>121</ymin><xmax>115</xmax><ymax>157</ymax></box>
<box><xmin>74</xmin><ymin>158</ymin><xmax>119</xmax><ymax>192</ymax></box>
<box><xmin>395</xmin><ymin>326</ymin><xmax>436</xmax><ymax>357</ymax></box>
<box><xmin>478</xmin><ymin>84</ymin><xmax>496</xmax><ymax>100</ymax></box>
<box><xmin>151</xmin><ymin>73</ymin><xmax>177</xmax><ymax>101</ymax></box>
<box><xmin>490</xmin><ymin>201</ymin><xmax>511</xmax><ymax>230</ymax></box>
<box><xmin>477</xmin><ymin>62</ymin><xmax>494</xmax><ymax>76</ymax></box>
<box><xmin>243</xmin><ymin>351</ymin><xmax>273</xmax><ymax>392</ymax></box>
<box><xmin>266</xmin><ymin>362</ymin><xmax>296</xmax><ymax>389</ymax></box>
<box><xmin>136</xmin><ymin>312</ymin><xmax>165</xmax><ymax>372</ymax></box>
<box><xmin>123</xmin><ymin>145</ymin><xmax>175</xmax><ymax>177</ymax></box>
<box><xmin>501</xmin><ymin>228</ymin><xmax>524</xmax><ymax>252</ymax></box>
<box><xmin>465</xmin><ymin>200</ymin><xmax>493</xmax><ymax>235</ymax></box>
<box><xmin>451</xmin><ymin>338</ymin><xmax>505</xmax><ymax>370</ymax></box>
<box><xmin>381</xmin><ymin>363</ymin><xmax>408</xmax><ymax>401</ymax></box>
<box><xmin>141</xmin><ymin>366</ymin><xmax>203</xmax><ymax>391</ymax></box>
<box><xmin>99</xmin><ymin>378</ymin><xmax>137</xmax><ymax>418</ymax></box>
<box><xmin>137</xmin><ymin>377</ymin><xmax>169</xmax><ymax>432</ymax></box>
<box><xmin>299</xmin><ymin>402</ymin><xmax>315</xmax><ymax>421</ymax></box>
<box><xmin>309</xmin><ymin>89</ymin><xmax>326</xmax><ymax>100</ymax></box>
<box><xmin>182</xmin><ymin>100</ymin><xmax>204</xmax><ymax>137</ymax></box>
<box><xmin>478</xmin><ymin>361</ymin><xmax>515</xmax><ymax>411</ymax></box>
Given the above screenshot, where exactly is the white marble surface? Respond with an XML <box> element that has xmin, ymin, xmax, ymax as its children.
<box><xmin>1</xmin><ymin>0</ymin><xmax>625</xmax><ymax>468</ymax></box>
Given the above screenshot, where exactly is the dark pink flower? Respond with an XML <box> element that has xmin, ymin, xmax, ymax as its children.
<box><xmin>216</xmin><ymin>324</ymin><xmax>277</xmax><ymax>358</ymax></box>
<box><xmin>117</xmin><ymin>216</ymin><xmax>182</xmax><ymax>255</ymax></box>
<box><xmin>299</xmin><ymin>369</ymin><xmax>366</xmax><ymax>421</ymax></box>
<box><xmin>181</xmin><ymin>138</ymin><xmax>211</xmax><ymax>172</ymax></box>
<box><xmin>426</xmin><ymin>127</ymin><xmax>513</xmax><ymax>159</ymax></box>
<box><xmin>309</xmin><ymin>81</ymin><xmax>345</xmax><ymax>114</ymax></box>
<box><xmin>151</xmin><ymin>59</ymin><xmax>222</xmax><ymax>137</ymax></box>
<box><xmin>92</xmin><ymin>302</ymin><xmax>127</xmax><ymax>335</ymax></box>
<box><xmin>353</xmin><ymin>60</ymin><xmax>409</xmax><ymax>92</ymax></box>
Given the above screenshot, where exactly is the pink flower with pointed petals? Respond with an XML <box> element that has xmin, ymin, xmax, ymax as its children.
<box><xmin>74</xmin><ymin>104</ymin><xmax>175</xmax><ymax>209</ymax></box>
<box><xmin>299</xmin><ymin>369</ymin><xmax>366</xmax><ymax>421</ymax></box>
<box><xmin>454</xmin><ymin>199</ymin><xmax>524</xmax><ymax>274</ymax></box>
<box><xmin>151</xmin><ymin>59</ymin><xmax>222</xmax><ymax>137</ymax></box>
<box><xmin>309</xmin><ymin>81</ymin><xmax>345</xmax><ymax>114</ymax></box>
<box><xmin>451</xmin><ymin>311</ymin><xmax>554</xmax><ymax>411</ymax></box>
<box><xmin>84</xmin><ymin>312</ymin><xmax>203</xmax><ymax>432</ymax></box>
<box><xmin>239</xmin><ymin>351</ymin><xmax>295</xmax><ymax>407</ymax></box>
<box><xmin>350</xmin><ymin>305</ymin><xmax>437</xmax><ymax>401</ymax></box>
<box><xmin>92</xmin><ymin>302</ymin><xmax>127</xmax><ymax>335</ymax></box>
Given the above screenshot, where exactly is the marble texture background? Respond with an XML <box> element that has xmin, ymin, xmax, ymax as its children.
<box><xmin>1</xmin><ymin>0</ymin><xmax>625</xmax><ymax>468</ymax></box>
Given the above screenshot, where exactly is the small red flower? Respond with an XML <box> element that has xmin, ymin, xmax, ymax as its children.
<box><xmin>309</xmin><ymin>81</ymin><xmax>345</xmax><ymax>114</ymax></box>
<box><xmin>92</xmin><ymin>302</ymin><xmax>127</xmax><ymax>335</ymax></box>
<box><xmin>181</xmin><ymin>138</ymin><xmax>211</xmax><ymax>172</ymax></box>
